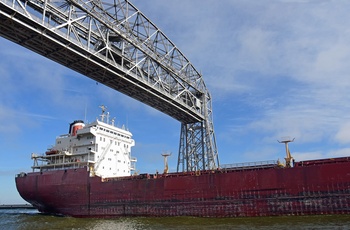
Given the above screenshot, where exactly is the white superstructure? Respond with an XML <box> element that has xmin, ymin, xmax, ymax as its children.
<box><xmin>31</xmin><ymin>106</ymin><xmax>136</xmax><ymax>178</ymax></box>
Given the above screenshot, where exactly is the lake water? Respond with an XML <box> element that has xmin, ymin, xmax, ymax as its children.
<box><xmin>1</xmin><ymin>209</ymin><xmax>350</xmax><ymax>230</ymax></box>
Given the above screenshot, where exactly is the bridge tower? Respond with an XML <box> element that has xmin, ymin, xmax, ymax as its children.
<box><xmin>177</xmin><ymin>92</ymin><xmax>219</xmax><ymax>171</ymax></box>
<box><xmin>0</xmin><ymin>0</ymin><xmax>219</xmax><ymax>172</ymax></box>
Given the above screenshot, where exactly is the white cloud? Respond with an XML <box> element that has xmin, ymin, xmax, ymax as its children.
<box><xmin>334</xmin><ymin>123</ymin><xmax>350</xmax><ymax>144</ymax></box>
<box><xmin>2</xmin><ymin>1</ymin><xmax>350</xmax><ymax>167</ymax></box>
<box><xmin>292</xmin><ymin>151</ymin><xmax>324</xmax><ymax>161</ymax></box>
<box><xmin>328</xmin><ymin>147</ymin><xmax>350</xmax><ymax>158</ymax></box>
<box><xmin>130</xmin><ymin>1</ymin><xmax>350</xmax><ymax>161</ymax></box>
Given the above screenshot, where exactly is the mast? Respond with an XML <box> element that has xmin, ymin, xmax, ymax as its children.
<box><xmin>278</xmin><ymin>137</ymin><xmax>295</xmax><ymax>167</ymax></box>
<box><xmin>161</xmin><ymin>152</ymin><xmax>172</xmax><ymax>174</ymax></box>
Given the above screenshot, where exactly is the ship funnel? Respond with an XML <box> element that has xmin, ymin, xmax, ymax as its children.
<box><xmin>69</xmin><ymin>120</ymin><xmax>85</xmax><ymax>136</ymax></box>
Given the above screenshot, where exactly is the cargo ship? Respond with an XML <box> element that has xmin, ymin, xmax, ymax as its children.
<box><xmin>15</xmin><ymin>106</ymin><xmax>350</xmax><ymax>217</ymax></box>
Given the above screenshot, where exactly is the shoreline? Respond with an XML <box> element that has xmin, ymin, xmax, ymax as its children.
<box><xmin>0</xmin><ymin>204</ymin><xmax>35</xmax><ymax>209</ymax></box>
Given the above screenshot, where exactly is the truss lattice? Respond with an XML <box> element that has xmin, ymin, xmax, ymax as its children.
<box><xmin>0</xmin><ymin>0</ymin><xmax>219</xmax><ymax>171</ymax></box>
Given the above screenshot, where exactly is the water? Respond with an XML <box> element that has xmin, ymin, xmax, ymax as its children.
<box><xmin>1</xmin><ymin>209</ymin><xmax>350</xmax><ymax>230</ymax></box>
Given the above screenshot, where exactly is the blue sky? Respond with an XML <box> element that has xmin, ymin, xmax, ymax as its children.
<box><xmin>2</xmin><ymin>0</ymin><xmax>350</xmax><ymax>204</ymax></box>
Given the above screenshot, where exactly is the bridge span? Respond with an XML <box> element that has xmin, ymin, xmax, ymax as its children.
<box><xmin>0</xmin><ymin>0</ymin><xmax>219</xmax><ymax>171</ymax></box>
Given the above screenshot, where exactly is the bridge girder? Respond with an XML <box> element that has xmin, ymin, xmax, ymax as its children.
<box><xmin>0</xmin><ymin>0</ymin><xmax>219</xmax><ymax>171</ymax></box>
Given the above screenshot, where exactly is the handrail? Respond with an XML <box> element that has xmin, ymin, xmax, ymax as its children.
<box><xmin>221</xmin><ymin>160</ymin><xmax>278</xmax><ymax>169</ymax></box>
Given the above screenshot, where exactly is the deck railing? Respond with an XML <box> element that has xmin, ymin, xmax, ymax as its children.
<box><xmin>220</xmin><ymin>160</ymin><xmax>278</xmax><ymax>170</ymax></box>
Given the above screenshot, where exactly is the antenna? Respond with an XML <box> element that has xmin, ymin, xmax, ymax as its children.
<box><xmin>126</xmin><ymin>114</ymin><xmax>129</xmax><ymax>131</ymax></box>
<box><xmin>99</xmin><ymin>105</ymin><xmax>107</xmax><ymax>122</ymax></box>
<box><xmin>84</xmin><ymin>102</ymin><xmax>88</xmax><ymax>123</ymax></box>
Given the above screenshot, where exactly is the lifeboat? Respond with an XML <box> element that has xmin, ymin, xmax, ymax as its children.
<box><xmin>45</xmin><ymin>149</ymin><xmax>58</xmax><ymax>155</ymax></box>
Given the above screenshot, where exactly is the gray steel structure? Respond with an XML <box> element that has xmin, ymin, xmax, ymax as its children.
<box><xmin>0</xmin><ymin>0</ymin><xmax>219</xmax><ymax>171</ymax></box>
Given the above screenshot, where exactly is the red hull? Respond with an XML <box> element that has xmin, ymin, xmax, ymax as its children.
<box><xmin>16</xmin><ymin>157</ymin><xmax>350</xmax><ymax>217</ymax></box>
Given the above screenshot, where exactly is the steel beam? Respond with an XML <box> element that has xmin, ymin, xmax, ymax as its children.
<box><xmin>0</xmin><ymin>0</ymin><xmax>219</xmax><ymax>171</ymax></box>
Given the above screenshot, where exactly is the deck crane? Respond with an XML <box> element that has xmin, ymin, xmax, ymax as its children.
<box><xmin>278</xmin><ymin>138</ymin><xmax>295</xmax><ymax>167</ymax></box>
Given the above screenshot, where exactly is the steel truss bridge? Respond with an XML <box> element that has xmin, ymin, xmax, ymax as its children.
<box><xmin>0</xmin><ymin>0</ymin><xmax>219</xmax><ymax>172</ymax></box>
